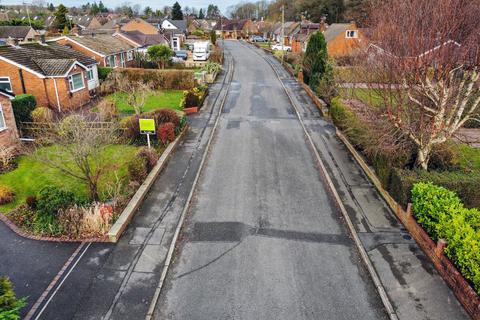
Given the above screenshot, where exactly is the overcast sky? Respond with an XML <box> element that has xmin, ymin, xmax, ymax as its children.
<box><xmin>3</xmin><ymin>0</ymin><xmax>239</xmax><ymax>15</ymax></box>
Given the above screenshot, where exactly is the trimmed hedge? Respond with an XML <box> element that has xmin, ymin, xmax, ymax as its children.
<box><xmin>389</xmin><ymin>169</ymin><xmax>480</xmax><ymax>210</ymax></box>
<box><xmin>110</xmin><ymin>68</ymin><xmax>195</xmax><ymax>90</ymax></box>
<box><xmin>11</xmin><ymin>94</ymin><xmax>36</xmax><ymax>124</ymax></box>
<box><xmin>98</xmin><ymin>67</ymin><xmax>113</xmax><ymax>81</ymax></box>
<box><xmin>412</xmin><ymin>182</ymin><xmax>480</xmax><ymax>293</ymax></box>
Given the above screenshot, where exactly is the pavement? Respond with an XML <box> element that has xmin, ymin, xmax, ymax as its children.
<box><xmin>0</xmin><ymin>40</ymin><xmax>470</xmax><ymax>320</ymax></box>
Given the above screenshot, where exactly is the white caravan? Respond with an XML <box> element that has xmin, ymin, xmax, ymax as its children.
<box><xmin>193</xmin><ymin>41</ymin><xmax>211</xmax><ymax>61</ymax></box>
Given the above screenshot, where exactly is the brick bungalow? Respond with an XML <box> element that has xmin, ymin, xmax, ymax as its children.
<box><xmin>121</xmin><ymin>18</ymin><xmax>160</xmax><ymax>35</ymax></box>
<box><xmin>55</xmin><ymin>34</ymin><xmax>136</xmax><ymax>68</ymax></box>
<box><xmin>0</xmin><ymin>41</ymin><xmax>99</xmax><ymax>112</ymax></box>
<box><xmin>323</xmin><ymin>22</ymin><xmax>366</xmax><ymax>58</ymax></box>
<box><xmin>0</xmin><ymin>26</ymin><xmax>40</xmax><ymax>45</ymax></box>
<box><xmin>114</xmin><ymin>30</ymin><xmax>169</xmax><ymax>53</ymax></box>
<box><xmin>0</xmin><ymin>89</ymin><xmax>19</xmax><ymax>148</ymax></box>
<box><xmin>291</xmin><ymin>23</ymin><xmax>324</xmax><ymax>54</ymax></box>
<box><xmin>215</xmin><ymin>20</ymin><xmax>258</xmax><ymax>39</ymax></box>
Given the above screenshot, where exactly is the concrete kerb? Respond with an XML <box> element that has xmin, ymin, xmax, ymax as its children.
<box><xmin>108</xmin><ymin>125</ymin><xmax>189</xmax><ymax>243</ymax></box>
<box><xmin>242</xmin><ymin>41</ymin><xmax>399</xmax><ymax>320</ymax></box>
<box><xmin>145</xmin><ymin>52</ymin><xmax>235</xmax><ymax>320</ymax></box>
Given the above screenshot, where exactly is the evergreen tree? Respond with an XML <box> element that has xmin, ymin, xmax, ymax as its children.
<box><xmin>144</xmin><ymin>6</ymin><xmax>153</xmax><ymax>17</ymax></box>
<box><xmin>98</xmin><ymin>1</ymin><xmax>108</xmax><ymax>13</ymax></box>
<box><xmin>171</xmin><ymin>2</ymin><xmax>183</xmax><ymax>20</ymax></box>
<box><xmin>54</xmin><ymin>4</ymin><xmax>69</xmax><ymax>30</ymax></box>
<box><xmin>90</xmin><ymin>2</ymin><xmax>99</xmax><ymax>15</ymax></box>
<box><xmin>303</xmin><ymin>32</ymin><xmax>329</xmax><ymax>90</ymax></box>
<box><xmin>198</xmin><ymin>8</ymin><xmax>205</xmax><ymax>19</ymax></box>
<box><xmin>48</xmin><ymin>3</ymin><xmax>55</xmax><ymax>12</ymax></box>
<box><xmin>206</xmin><ymin>4</ymin><xmax>220</xmax><ymax>18</ymax></box>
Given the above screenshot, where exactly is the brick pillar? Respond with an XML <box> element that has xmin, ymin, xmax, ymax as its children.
<box><xmin>435</xmin><ymin>239</ymin><xmax>447</xmax><ymax>257</ymax></box>
<box><xmin>298</xmin><ymin>70</ymin><xmax>304</xmax><ymax>83</ymax></box>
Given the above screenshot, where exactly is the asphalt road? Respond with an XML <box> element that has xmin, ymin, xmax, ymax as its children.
<box><xmin>155</xmin><ymin>41</ymin><xmax>387</xmax><ymax>320</ymax></box>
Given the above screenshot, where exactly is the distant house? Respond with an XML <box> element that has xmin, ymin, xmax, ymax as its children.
<box><xmin>160</xmin><ymin>19</ymin><xmax>187</xmax><ymax>51</ymax></box>
<box><xmin>0</xmin><ymin>89</ymin><xmax>19</xmax><ymax>149</ymax></box>
<box><xmin>291</xmin><ymin>22</ymin><xmax>324</xmax><ymax>53</ymax></box>
<box><xmin>0</xmin><ymin>42</ymin><xmax>99</xmax><ymax>111</ymax></box>
<box><xmin>121</xmin><ymin>18</ymin><xmax>159</xmax><ymax>35</ymax></box>
<box><xmin>271</xmin><ymin>22</ymin><xmax>300</xmax><ymax>45</ymax></box>
<box><xmin>215</xmin><ymin>19</ymin><xmax>257</xmax><ymax>39</ymax></box>
<box><xmin>71</xmin><ymin>15</ymin><xmax>102</xmax><ymax>31</ymax></box>
<box><xmin>114</xmin><ymin>30</ymin><xmax>169</xmax><ymax>53</ymax></box>
<box><xmin>55</xmin><ymin>34</ymin><xmax>136</xmax><ymax>68</ymax></box>
<box><xmin>0</xmin><ymin>26</ymin><xmax>39</xmax><ymax>44</ymax></box>
<box><xmin>0</xmin><ymin>11</ymin><xmax>9</xmax><ymax>22</ymax></box>
<box><xmin>323</xmin><ymin>22</ymin><xmax>365</xmax><ymax>58</ymax></box>
<box><xmin>189</xmin><ymin>19</ymin><xmax>217</xmax><ymax>33</ymax></box>
<box><xmin>98</xmin><ymin>17</ymin><xmax>131</xmax><ymax>33</ymax></box>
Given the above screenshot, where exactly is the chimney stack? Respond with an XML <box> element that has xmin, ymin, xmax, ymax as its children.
<box><xmin>115</xmin><ymin>24</ymin><xmax>121</xmax><ymax>34</ymax></box>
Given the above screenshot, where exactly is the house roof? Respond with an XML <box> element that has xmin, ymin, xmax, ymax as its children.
<box><xmin>216</xmin><ymin>19</ymin><xmax>248</xmax><ymax>31</ymax></box>
<box><xmin>62</xmin><ymin>34</ymin><xmax>135</xmax><ymax>55</ymax></box>
<box><xmin>72</xmin><ymin>15</ymin><xmax>97</xmax><ymax>29</ymax></box>
<box><xmin>116</xmin><ymin>31</ymin><xmax>168</xmax><ymax>47</ymax></box>
<box><xmin>323</xmin><ymin>23</ymin><xmax>352</xmax><ymax>42</ymax></box>
<box><xmin>163</xmin><ymin>19</ymin><xmax>187</xmax><ymax>32</ymax></box>
<box><xmin>0</xmin><ymin>42</ymin><xmax>97</xmax><ymax>77</ymax></box>
<box><xmin>101</xmin><ymin>17</ymin><xmax>131</xmax><ymax>30</ymax></box>
<box><xmin>0</xmin><ymin>26</ymin><xmax>35</xmax><ymax>39</ymax></box>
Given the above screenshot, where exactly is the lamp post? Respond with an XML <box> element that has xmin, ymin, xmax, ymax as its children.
<box><xmin>281</xmin><ymin>4</ymin><xmax>285</xmax><ymax>65</ymax></box>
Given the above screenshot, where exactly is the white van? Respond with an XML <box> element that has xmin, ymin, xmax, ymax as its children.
<box><xmin>193</xmin><ymin>41</ymin><xmax>211</xmax><ymax>61</ymax></box>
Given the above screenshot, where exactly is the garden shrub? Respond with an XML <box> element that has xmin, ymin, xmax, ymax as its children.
<box><xmin>428</xmin><ymin>142</ymin><xmax>460</xmax><ymax>171</ymax></box>
<box><xmin>209</xmin><ymin>46</ymin><xmax>223</xmax><ymax>64</ymax></box>
<box><xmin>57</xmin><ymin>206</ymin><xmax>84</xmax><ymax>238</ymax></box>
<box><xmin>26</xmin><ymin>196</ymin><xmax>37</xmax><ymax>209</ymax></box>
<box><xmin>0</xmin><ymin>147</ymin><xmax>17</xmax><ymax>174</ymax></box>
<box><xmin>98</xmin><ymin>67</ymin><xmax>113</xmax><ymax>81</ymax></box>
<box><xmin>150</xmin><ymin>109</ymin><xmax>180</xmax><ymax>129</ymax></box>
<box><xmin>0</xmin><ymin>186</ymin><xmax>14</xmax><ymax>205</ymax></box>
<box><xmin>389</xmin><ymin>169</ymin><xmax>480</xmax><ymax>209</ymax></box>
<box><xmin>157</xmin><ymin>122</ymin><xmax>175</xmax><ymax>145</ymax></box>
<box><xmin>127</xmin><ymin>157</ymin><xmax>148</xmax><ymax>183</ymax></box>
<box><xmin>0</xmin><ymin>276</ymin><xmax>25</xmax><ymax>320</ymax></box>
<box><xmin>31</xmin><ymin>107</ymin><xmax>54</xmax><ymax>123</ymax></box>
<box><xmin>7</xmin><ymin>205</ymin><xmax>35</xmax><ymax>230</ymax></box>
<box><xmin>137</xmin><ymin>147</ymin><xmax>159</xmax><ymax>172</ymax></box>
<box><xmin>97</xmin><ymin>100</ymin><xmax>118</xmax><ymax>121</ymax></box>
<box><xmin>36</xmin><ymin>186</ymin><xmax>81</xmax><ymax>219</ymax></box>
<box><xmin>11</xmin><ymin>94</ymin><xmax>36</xmax><ymax>125</ymax></box>
<box><xmin>120</xmin><ymin>115</ymin><xmax>141</xmax><ymax>143</ymax></box>
<box><xmin>411</xmin><ymin>182</ymin><xmax>480</xmax><ymax>293</ymax></box>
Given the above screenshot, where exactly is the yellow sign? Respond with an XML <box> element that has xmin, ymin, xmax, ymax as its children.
<box><xmin>139</xmin><ymin>119</ymin><xmax>155</xmax><ymax>134</ymax></box>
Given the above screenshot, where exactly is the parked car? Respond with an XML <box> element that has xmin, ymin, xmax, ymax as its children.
<box><xmin>251</xmin><ymin>36</ymin><xmax>266</xmax><ymax>42</ymax></box>
<box><xmin>170</xmin><ymin>56</ymin><xmax>185</xmax><ymax>63</ymax></box>
<box><xmin>271</xmin><ymin>43</ymin><xmax>292</xmax><ymax>51</ymax></box>
<box><xmin>175</xmin><ymin>50</ymin><xmax>188</xmax><ymax>60</ymax></box>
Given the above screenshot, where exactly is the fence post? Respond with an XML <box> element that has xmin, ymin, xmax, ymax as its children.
<box><xmin>435</xmin><ymin>239</ymin><xmax>447</xmax><ymax>257</ymax></box>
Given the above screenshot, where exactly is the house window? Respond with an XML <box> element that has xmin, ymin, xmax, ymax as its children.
<box><xmin>68</xmin><ymin>73</ymin><xmax>85</xmax><ymax>92</ymax></box>
<box><xmin>86</xmin><ymin>68</ymin><xmax>94</xmax><ymax>81</ymax></box>
<box><xmin>346</xmin><ymin>30</ymin><xmax>358</xmax><ymax>38</ymax></box>
<box><xmin>0</xmin><ymin>103</ymin><xmax>6</xmax><ymax>131</ymax></box>
<box><xmin>0</xmin><ymin>77</ymin><xmax>12</xmax><ymax>92</ymax></box>
<box><xmin>127</xmin><ymin>50</ymin><xmax>134</xmax><ymax>61</ymax></box>
<box><xmin>106</xmin><ymin>55</ymin><xmax>117</xmax><ymax>68</ymax></box>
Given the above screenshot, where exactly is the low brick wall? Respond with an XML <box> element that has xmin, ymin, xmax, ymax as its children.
<box><xmin>337</xmin><ymin>129</ymin><xmax>480</xmax><ymax>319</ymax></box>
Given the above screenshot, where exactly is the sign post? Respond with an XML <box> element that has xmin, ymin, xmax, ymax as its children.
<box><xmin>139</xmin><ymin>119</ymin><xmax>156</xmax><ymax>149</ymax></box>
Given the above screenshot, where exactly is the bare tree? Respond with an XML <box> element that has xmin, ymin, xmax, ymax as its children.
<box><xmin>362</xmin><ymin>0</ymin><xmax>480</xmax><ymax>169</ymax></box>
<box><xmin>102</xmin><ymin>71</ymin><xmax>153</xmax><ymax>115</ymax></box>
<box><xmin>33</xmin><ymin>114</ymin><xmax>119</xmax><ymax>201</ymax></box>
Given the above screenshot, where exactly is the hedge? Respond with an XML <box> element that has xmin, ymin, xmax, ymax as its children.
<box><xmin>11</xmin><ymin>94</ymin><xmax>36</xmax><ymax>124</ymax></box>
<box><xmin>110</xmin><ymin>68</ymin><xmax>195</xmax><ymax>90</ymax></box>
<box><xmin>98</xmin><ymin>67</ymin><xmax>113</xmax><ymax>81</ymax></box>
<box><xmin>389</xmin><ymin>169</ymin><xmax>480</xmax><ymax>210</ymax></box>
<box><xmin>412</xmin><ymin>182</ymin><xmax>480</xmax><ymax>294</ymax></box>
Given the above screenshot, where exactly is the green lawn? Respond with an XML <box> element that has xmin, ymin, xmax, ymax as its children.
<box><xmin>108</xmin><ymin>90</ymin><xmax>184</xmax><ymax>115</ymax></box>
<box><xmin>339</xmin><ymin>88</ymin><xmax>385</xmax><ymax>107</ymax></box>
<box><xmin>454</xmin><ymin>144</ymin><xmax>480</xmax><ymax>172</ymax></box>
<box><xmin>0</xmin><ymin>144</ymin><xmax>140</xmax><ymax>212</ymax></box>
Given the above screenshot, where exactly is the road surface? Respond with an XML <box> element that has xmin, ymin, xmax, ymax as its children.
<box><xmin>154</xmin><ymin>40</ymin><xmax>387</xmax><ymax>320</ymax></box>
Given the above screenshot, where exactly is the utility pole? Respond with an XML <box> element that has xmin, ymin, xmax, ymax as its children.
<box><xmin>24</xmin><ymin>1</ymin><xmax>32</xmax><ymax>28</ymax></box>
<box><xmin>281</xmin><ymin>4</ymin><xmax>285</xmax><ymax>65</ymax></box>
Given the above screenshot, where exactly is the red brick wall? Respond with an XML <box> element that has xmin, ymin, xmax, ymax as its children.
<box><xmin>0</xmin><ymin>95</ymin><xmax>19</xmax><ymax>148</ymax></box>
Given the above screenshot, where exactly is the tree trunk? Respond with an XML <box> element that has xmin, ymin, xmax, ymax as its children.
<box><xmin>415</xmin><ymin>145</ymin><xmax>431</xmax><ymax>170</ymax></box>
<box><xmin>89</xmin><ymin>182</ymin><xmax>100</xmax><ymax>202</ymax></box>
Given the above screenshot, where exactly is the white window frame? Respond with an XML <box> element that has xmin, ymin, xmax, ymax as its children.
<box><xmin>106</xmin><ymin>55</ymin><xmax>117</xmax><ymax>68</ymax></box>
<box><xmin>68</xmin><ymin>73</ymin><xmax>85</xmax><ymax>93</ymax></box>
<box><xmin>127</xmin><ymin>50</ymin><xmax>134</xmax><ymax>61</ymax></box>
<box><xmin>346</xmin><ymin>30</ymin><xmax>358</xmax><ymax>39</ymax></box>
<box><xmin>0</xmin><ymin>76</ymin><xmax>13</xmax><ymax>93</ymax></box>
<box><xmin>0</xmin><ymin>103</ymin><xmax>7</xmax><ymax>132</ymax></box>
<box><xmin>86</xmin><ymin>68</ymin><xmax>94</xmax><ymax>82</ymax></box>
<box><xmin>120</xmin><ymin>53</ymin><xmax>126</xmax><ymax>68</ymax></box>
